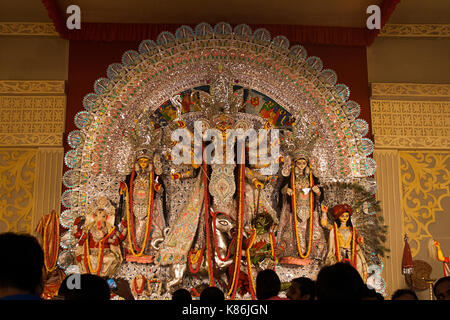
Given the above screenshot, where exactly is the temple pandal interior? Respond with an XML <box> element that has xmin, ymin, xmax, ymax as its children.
<box><xmin>0</xmin><ymin>0</ymin><xmax>449</xmax><ymax>301</ymax></box>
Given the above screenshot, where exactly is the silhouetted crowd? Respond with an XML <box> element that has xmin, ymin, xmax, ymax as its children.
<box><xmin>1</xmin><ymin>232</ymin><xmax>449</xmax><ymax>301</ymax></box>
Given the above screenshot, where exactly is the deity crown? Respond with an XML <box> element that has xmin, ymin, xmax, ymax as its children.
<box><xmin>281</xmin><ymin>121</ymin><xmax>320</xmax><ymax>162</ymax></box>
<box><xmin>192</xmin><ymin>64</ymin><xmax>245</xmax><ymax>122</ymax></box>
<box><xmin>126</xmin><ymin>116</ymin><xmax>162</xmax><ymax>161</ymax></box>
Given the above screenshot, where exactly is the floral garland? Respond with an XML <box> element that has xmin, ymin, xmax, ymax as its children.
<box><xmin>133</xmin><ymin>276</ymin><xmax>146</xmax><ymax>295</ymax></box>
<box><xmin>246</xmin><ymin>228</ymin><xmax>257</xmax><ymax>300</ymax></box>
<box><xmin>228</xmin><ymin>156</ymin><xmax>246</xmax><ymax>299</ymax></box>
<box><xmin>202</xmin><ymin>156</ymin><xmax>214</xmax><ymax>286</ymax></box>
<box><xmin>333</xmin><ymin>222</ymin><xmax>357</xmax><ymax>267</ymax></box>
<box><xmin>84</xmin><ymin>227</ymin><xmax>116</xmax><ymax>275</ymax></box>
<box><xmin>188</xmin><ymin>248</ymin><xmax>204</xmax><ymax>274</ymax></box>
<box><xmin>291</xmin><ymin>166</ymin><xmax>314</xmax><ymax>258</ymax></box>
<box><xmin>43</xmin><ymin>212</ymin><xmax>59</xmax><ymax>272</ymax></box>
<box><xmin>123</xmin><ymin>168</ymin><xmax>154</xmax><ymax>256</ymax></box>
<box><xmin>269</xmin><ymin>232</ymin><xmax>277</xmax><ymax>262</ymax></box>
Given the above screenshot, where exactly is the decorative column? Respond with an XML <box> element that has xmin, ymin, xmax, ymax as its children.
<box><xmin>0</xmin><ymin>80</ymin><xmax>66</xmax><ymax>233</ymax></box>
<box><xmin>32</xmin><ymin>147</ymin><xmax>64</xmax><ymax>231</ymax></box>
<box><xmin>373</xmin><ymin>149</ymin><xmax>405</xmax><ymax>295</ymax></box>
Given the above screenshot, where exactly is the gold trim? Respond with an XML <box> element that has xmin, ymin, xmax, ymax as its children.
<box><xmin>374</xmin><ymin>136</ymin><xmax>450</xmax><ymax>149</ymax></box>
<box><xmin>372</xmin><ymin>83</ymin><xmax>450</xmax><ymax>99</ymax></box>
<box><xmin>0</xmin><ymin>134</ymin><xmax>63</xmax><ymax>147</ymax></box>
<box><xmin>0</xmin><ymin>81</ymin><xmax>65</xmax><ymax>95</ymax></box>
<box><xmin>0</xmin><ymin>22</ymin><xmax>58</xmax><ymax>36</ymax></box>
<box><xmin>379</xmin><ymin>24</ymin><xmax>450</xmax><ymax>38</ymax></box>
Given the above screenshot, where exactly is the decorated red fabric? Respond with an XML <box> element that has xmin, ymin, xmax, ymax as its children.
<box><xmin>41</xmin><ymin>0</ymin><xmax>400</xmax><ymax>46</ymax></box>
<box><xmin>402</xmin><ymin>237</ymin><xmax>414</xmax><ymax>274</ymax></box>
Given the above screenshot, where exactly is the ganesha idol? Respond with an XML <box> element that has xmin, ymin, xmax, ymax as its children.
<box><xmin>73</xmin><ymin>197</ymin><xmax>127</xmax><ymax>277</ymax></box>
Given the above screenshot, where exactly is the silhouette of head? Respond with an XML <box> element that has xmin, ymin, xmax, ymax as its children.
<box><xmin>0</xmin><ymin>232</ymin><xmax>44</xmax><ymax>297</ymax></box>
<box><xmin>172</xmin><ymin>288</ymin><xmax>192</xmax><ymax>302</ymax></box>
<box><xmin>256</xmin><ymin>269</ymin><xmax>281</xmax><ymax>300</ymax></box>
<box><xmin>434</xmin><ymin>276</ymin><xmax>450</xmax><ymax>300</ymax></box>
<box><xmin>200</xmin><ymin>286</ymin><xmax>225</xmax><ymax>302</ymax></box>
<box><xmin>316</xmin><ymin>263</ymin><xmax>366</xmax><ymax>300</ymax></box>
<box><xmin>287</xmin><ymin>277</ymin><xmax>315</xmax><ymax>300</ymax></box>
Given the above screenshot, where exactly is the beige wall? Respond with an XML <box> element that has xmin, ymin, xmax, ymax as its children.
<box><xmin>0</xmin><ymin>37</ymin><xmax>68</xmax><ymax>80</ymax></box>
<box><xmin>368</xmin><ymin>38</ymin><xmax>450</xmax><ymax>84</ymax></box>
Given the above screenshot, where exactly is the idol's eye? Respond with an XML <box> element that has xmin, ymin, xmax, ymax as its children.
<box><xmin>219</xmin><ymin>221</ymin><xmax>228</xmax><ymax>226</ymax></box>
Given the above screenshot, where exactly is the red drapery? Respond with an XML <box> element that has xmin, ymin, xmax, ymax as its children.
<box><xmin>42</xmin><ymin>0</ymin><xmax>400</xmax><ymax>46</ymax></box>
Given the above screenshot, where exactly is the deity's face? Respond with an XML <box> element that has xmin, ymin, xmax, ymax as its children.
<box><xmin>338</xmin><ymin>212</ymin><xmax>350</xmax><ymax>225</ymax></box>
<box><xmin>138</xmin><ymin>157</ymin><xmax>151</xmax><ymax>170</ymax></box>
<box><xmin>95</xmin><ymin>209</ymin><xmax>107</xmax><ymax>230</ymax></box>
<box><xmin>295</xmin><ymin>159</ymin><xmax>308</xmax><ymax>172</ymax></box>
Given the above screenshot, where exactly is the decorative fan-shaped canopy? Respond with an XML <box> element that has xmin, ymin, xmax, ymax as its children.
<box><xmin>62</xmin><ymin>22</ymin><xmax>375</xmax><ymax>220</ymax></box>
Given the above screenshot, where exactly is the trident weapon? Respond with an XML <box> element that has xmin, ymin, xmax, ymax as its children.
<box><xmin>255</xmin><ymin>187</ymin><xmax>261</xmax><ymax>215</ymax></box>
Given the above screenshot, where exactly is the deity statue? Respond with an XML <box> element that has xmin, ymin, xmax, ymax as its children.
<box><xmin>244</xmin><ymin>141</ymin><xmax>281</xmax><ymax>231</ymax></box>
<box><xmin>429</xmin><ymin>239</ymin><xmax>450</xmax><ymax>277</ymax></box>
<box><xmin>246</xmin><ymin>213</ymin><xmax>278</xmax><ymax>270</ymax></box>
<box><xmin>118</xmin><ymin>148</ymin><xmax>166</xmax><ymax>260</ymax></box>
<box><xmin>277</xmin><ymin>156</ymin><xmax>328</xmax><ymax>264</ymax></box>
<box><xmin>130</xmin><ymin>274</ymin><xmax>149</xmax><ymax>298</ymax></box>
<box><xmin>35</xmin><ymin>210</ymin><xmax>65</xmax><ymax>299</ymax></box>
<box><xmin>74</xmin><ymin>197</ymin><xmax>127</xmax><ymax>277</ymax></box>
<box><xmin>322</xmin><ymin>203</ymin><xmax>368</xmax><ymax>281</ymax></box>
<box><xmin>276</xmin><ymin>122</ymin><xmax>328</xmax><ymax>264</ymax></box>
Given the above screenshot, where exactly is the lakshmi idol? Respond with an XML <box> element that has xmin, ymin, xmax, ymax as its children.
<box><xmin>277</xmin><ymin>152</ymin><xmax>327</xmax><ymax>264</ymax></box>
<box><xmin>118</xmin><ymin>147</ymin><xmax>166</xmax><ymax>261</ymax></box>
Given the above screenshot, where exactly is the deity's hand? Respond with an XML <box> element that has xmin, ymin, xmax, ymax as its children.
<box><xmin>175</xmin><ymin>120</ymin><xmax>186</xmax><ymax>128</ymax></box>
<box><xmin>270</xmin><ymin>224</ymin><xmax>279</xmax><ymax>234</ymax></box>
<box><xmin>253</xmin><ymin>179</ymin><xmax>264</xmax><ymax>189</ymax></box>
<box><xmin>312</xmin><ymin>185</ymin><xmax>320</xmax><ymax>195</ymax></box>
<box><xmin>171</xmin><ymin>172</ymin><xmax>181</xmax><ymax>180</ymax></box>
<box><xmin>286</xmin><ymin>187</ymin><xmax>293</xmax><ymax>196</ymax></box>
<box><xmin>320</xmin><ymin>217</ymin><xmax>328</xmax><ymax>228</ymax></box>
<box><xmin>154</xmin><ymin>183</ymin><xmax>162</xmax><ymax>192</ymax></box>
<box><xmin>278</xmin><ymin>156</ymin><xmax>284</xmax><ymax>163</ymax></box>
